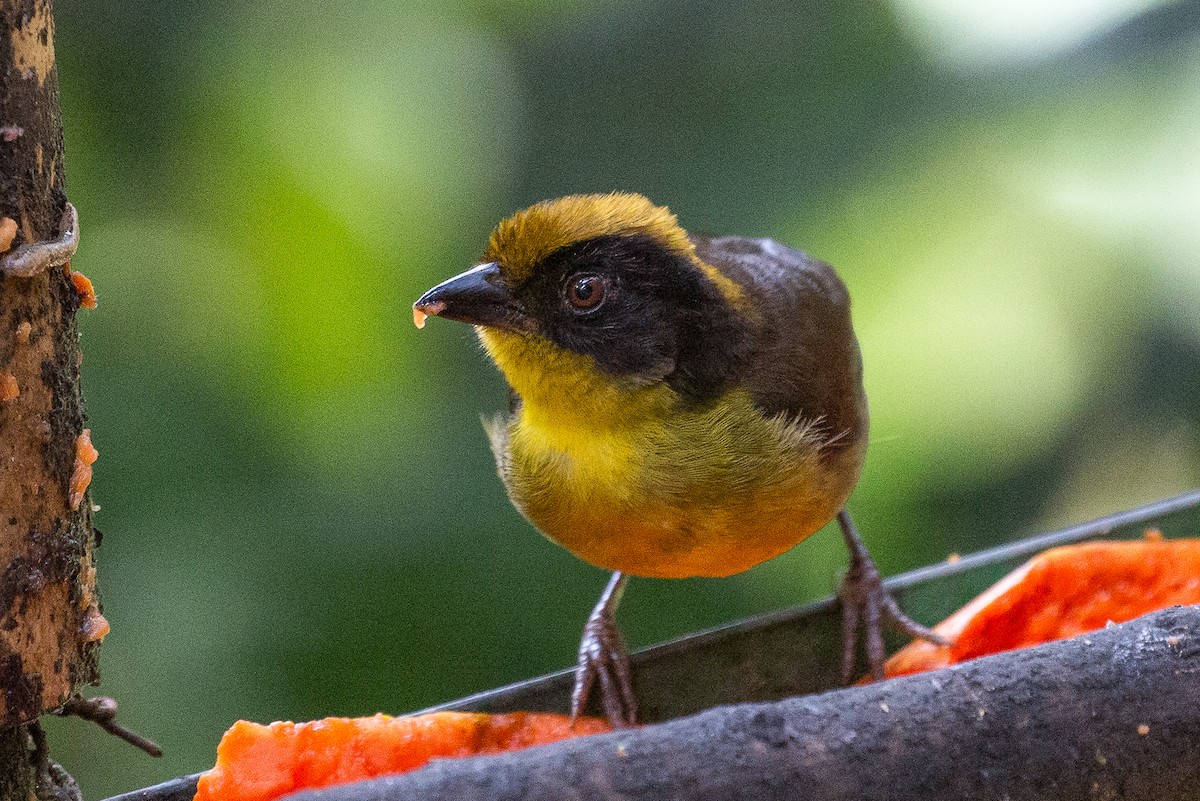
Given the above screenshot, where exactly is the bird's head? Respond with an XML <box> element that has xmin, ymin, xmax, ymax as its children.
<box><xmin>414</xmin><ymin>193</ymin><xmax>750</xmax><ymax>408</ymax></box>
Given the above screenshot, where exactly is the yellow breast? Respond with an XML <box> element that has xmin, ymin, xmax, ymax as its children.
<box><xmin>481</xmin><ymin>329</ymin><xmax>864</xmax><ymax>579</ymax></box>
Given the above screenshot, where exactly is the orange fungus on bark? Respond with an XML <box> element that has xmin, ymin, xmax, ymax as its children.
<box><xmin>80</xmin><ymin>606</ymin><xmax>110</xmax><ymax>642</ymax></box>
<box><xmin>70</xmin><ymin>270</ymin><xmax>96</xmax><ymax>308</ymax></box>
<box><xmin>69</xmin><ymin>428</ymin><xmax>99</xmax><ymax>510</ymax></box>
<box><xmin>0</xmin><ymin>217</ymin><xmax>16</xmax><ymax>252</ymax></box>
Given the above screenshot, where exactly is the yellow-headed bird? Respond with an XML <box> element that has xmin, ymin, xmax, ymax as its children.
<box><xmin>414</xmin><ymin>193</ymin><xmax>940</xmax><ymax>726</ymax></box>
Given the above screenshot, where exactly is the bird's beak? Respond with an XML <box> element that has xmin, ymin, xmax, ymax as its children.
<box><xmin>413</xmin><ymin>262</ymin><xmax>530</xmax><ymax>332</ymax></box>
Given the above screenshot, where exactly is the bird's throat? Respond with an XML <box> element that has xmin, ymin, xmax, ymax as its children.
<box><xmin>477</xmin><ymin>327</ymin><xmax>675</xmax><ymax>435</ymax></box>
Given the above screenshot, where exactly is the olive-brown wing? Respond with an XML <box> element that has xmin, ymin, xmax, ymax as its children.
<box><xmin>691</xmin><ymin>234</ymin><xmax>868</xmax><ymax>449</ymax></box>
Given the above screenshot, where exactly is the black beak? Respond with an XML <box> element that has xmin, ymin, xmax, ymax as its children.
<box><xmin>413</xmin><ymin>262</ymin><xmax>530</xmax><ymax>332</ymax></box>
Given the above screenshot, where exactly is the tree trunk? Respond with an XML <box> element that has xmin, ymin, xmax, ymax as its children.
<box><xmin>0</xmin><ymin>0</ymin><xmax>101</xmax><ymax>793</ymax></box>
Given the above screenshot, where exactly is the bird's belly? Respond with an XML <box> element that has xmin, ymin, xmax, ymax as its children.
<box><xmin>545</xmin><ymin>483</ymin><xmax>844</xmax><ymax>579</ymax></box>
<box><xmin>501</xmin><ymin>411</ymin><xmax>863</xmax><ymax>579</ymax></box>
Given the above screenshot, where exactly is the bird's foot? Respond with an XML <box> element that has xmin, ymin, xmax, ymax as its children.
<box><xmin>836</xmin><ymin>510</ymin><xmax>949</xmax><ymax>683</ymax></box>
<box><xmin>570</xmin><ymin>571</ymin><xmax>637</xmax><ymax>728</ymax></box>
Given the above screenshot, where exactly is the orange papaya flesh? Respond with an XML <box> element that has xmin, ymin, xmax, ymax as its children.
<box><xmin>885</xmin><ymin>534</ymin><xmax>1200</xmax><ymax>678</ymax></box>
<box><xmin>194</xmin><ymin>711</ymin><xmax>613</xmax><ymax>801</ymax></box>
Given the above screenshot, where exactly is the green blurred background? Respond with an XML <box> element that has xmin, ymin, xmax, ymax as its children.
<box><xmin>42</xmin><ymin>0</ymin><xmax>1199</xmax><ymax>795</ymax></box>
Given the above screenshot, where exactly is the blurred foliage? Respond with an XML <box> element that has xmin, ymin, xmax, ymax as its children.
<box><xmin>35</xmin><ymin>0</ymin><xmax>1199</xmax><ymax>796</ymax></box>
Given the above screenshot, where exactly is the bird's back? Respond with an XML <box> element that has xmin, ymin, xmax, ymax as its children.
<box><xmin>691</xmin><ymin>235</ymin><xmax>868</xmax><ymax>453</ymax></box>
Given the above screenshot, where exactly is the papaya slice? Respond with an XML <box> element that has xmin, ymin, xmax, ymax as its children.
<box><xmin>194</xmin><ymin>711</ymin><xmax>612</xmax><ymax>801</ymax></box>
<box><xmin>885</xmin><ymin>534</ymin><xmax>1200</xmax><ymax>678</ymax></box>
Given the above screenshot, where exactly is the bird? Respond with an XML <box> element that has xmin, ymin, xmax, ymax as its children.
<box><xmin>413</xmin><ymin>192</ymin><xmax>943</xmax><ymax>726</ymax></box>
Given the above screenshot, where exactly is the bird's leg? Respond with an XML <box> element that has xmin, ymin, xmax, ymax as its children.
<box><xmin>836</xmin><ymin>509</ymin><xmax>948</xmax><ymax>683</ymax></box>
<box><xmin>570</xmin><ymin>570</ymin><xmax>637</xmax><ymax>728</ymax></box>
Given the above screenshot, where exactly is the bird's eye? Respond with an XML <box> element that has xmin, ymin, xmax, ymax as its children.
<box><xmin>564</xmin><ymin>274</ymin><xmax>607</xmax><ymax>311</ymax></box>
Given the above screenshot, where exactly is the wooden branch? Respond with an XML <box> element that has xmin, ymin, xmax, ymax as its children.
<box><xmin>291</xmin><ymin>606</ymin><xmax>1200</xmax><ymax>801</ymax></box>
<box><xmin>0</xmin><ymin>0</ymin><xmax>101</xmax><ymax>792</ymax></box>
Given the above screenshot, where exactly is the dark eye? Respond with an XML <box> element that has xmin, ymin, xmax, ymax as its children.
<box><xmin>564</xmin><ymin>274</ymin><xmax>607</xmax><ymax>311</ymax></box>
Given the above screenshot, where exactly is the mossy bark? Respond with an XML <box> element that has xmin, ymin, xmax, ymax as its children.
<box><xmin>0</xmin><ymin>0</ymin><xmax>99</xmax><ymax>792</ymax></box>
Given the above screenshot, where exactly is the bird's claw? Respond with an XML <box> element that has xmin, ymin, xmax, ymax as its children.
<box><xmin>836</xmin><ymin>510</ymin><xmax>949</xmax><ymax>683</ymax></box>
<box><xmin>570</xmin><ymin>572</ymin><xmax>636</xmax><ymax>728</ymax></box>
